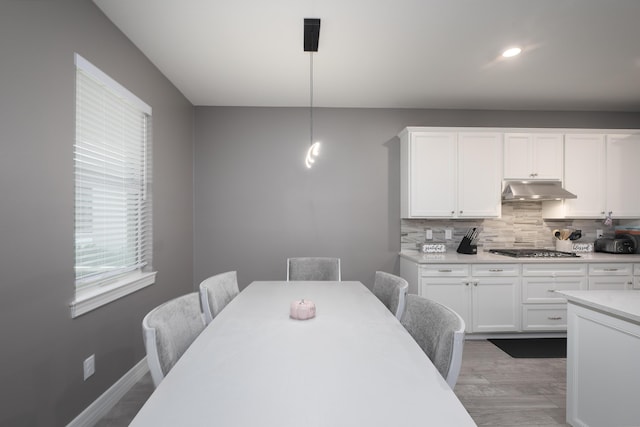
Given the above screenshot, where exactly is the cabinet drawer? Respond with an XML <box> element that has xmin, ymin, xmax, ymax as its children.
<box><xmin>588</xmin><ymin>263</ymin><xmax>632</xmax><ymax>276</ymax></box>
<box><xmin>522</xmin><ymin>263</ymin><xmax>587</xmax><ymax>277</ymax></box>
<box><xmin>522</xmin><ymin>277</ymin><xmax>587</xmax><ymax>303</ymax></box>
<box><xmin>472</xmin><ymin>264</ymin><xmax>519</xmax><ymax>276</ymax></box>
<box><xmin>522</xmin><ymin>305</ymin><xmax>567</xmax><ymax>331</ymax></box>
<box><xmin>634</xmin><ymin>264</ymin><xmax>640</xmax><ymax>276</ymax></box>
<box><xmin>588</xmin><ymin>276</ymin><xmax>633</xmax><ymax>290</ymax></box>
<box><xmin>420</xmin><ymin>264</ymin><xmax>469</xmax><ymax>277</ymax></box>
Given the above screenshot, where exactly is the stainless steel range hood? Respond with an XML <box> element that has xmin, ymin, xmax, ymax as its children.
<box><xmin>502</xmin><ymin>180</ymin><xmax>577</xmax><ymax>202</ymax></box>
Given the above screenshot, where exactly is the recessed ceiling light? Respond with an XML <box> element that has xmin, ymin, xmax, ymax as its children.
<box><xmin>502</xmin><ymin>47</ymin><xmax>522</xmax><ymax>58</ymax></box>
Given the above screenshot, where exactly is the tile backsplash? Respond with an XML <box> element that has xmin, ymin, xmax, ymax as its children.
<box><xmin>401</xmin><ymin>202</ymin><xmax>638</xmax><ymax>252</ymax></box>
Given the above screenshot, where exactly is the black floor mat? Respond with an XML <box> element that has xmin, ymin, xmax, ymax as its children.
<box><xmin>488</xmin><ymin>338</ymin><xmax>567</xmax><ymax>358</ymax></box>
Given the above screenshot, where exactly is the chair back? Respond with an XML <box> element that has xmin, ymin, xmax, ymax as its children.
<box><xmin>287</xmin><ymin>257</ymin><xmax>341</xmax><ymax>281</ymax></box>
<box><xmin>199</xmin><ymin>271</ymin><xmax>239</xmax><ymax>324</ymax></box>
<box><xmin>142</xmin><ymin>292</ymin><xmax>206</xmax><ymax>387</ymax></box>
<box><xmin>401</xmin><ymin>294</ymin><xmax>466</xmax><ymax>388</ymax></box>
<box><xmin>372</xmin><ymin>271</ymin><xmax>408</xmax><ymax>320</ymax></box>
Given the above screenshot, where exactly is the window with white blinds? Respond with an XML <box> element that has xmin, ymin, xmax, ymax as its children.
<box><xmin>74</xmin><ymin>54</ymin><xmax>153</xmax><ymax>296</ymax></box>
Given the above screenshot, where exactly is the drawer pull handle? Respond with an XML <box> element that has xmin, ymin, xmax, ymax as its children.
<box><xmin>547</xmin><ymin>289</ymin><xmax>555</xmax><ymax>293</ymax></box>
<box><xmin>604</xmin><ymin>268</ymin><xmax>618</xmax><ymax>272</ymax></box>
<box><xmin>438</xmin><ymin>269</ymin><xmax>453</xmax><ymax>273</ymax></box>
<box><xmin>489</xmin><ymin>269</ymin><xmax>504</xmax><ymax>272</ymax></box>
<box><xmin>548</xmin><ymin>316</ymin><xmax>563</xmax><ymax>320</ymax></box>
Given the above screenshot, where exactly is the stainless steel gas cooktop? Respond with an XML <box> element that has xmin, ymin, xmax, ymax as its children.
<box><xmin>489</xmin><ymin>248</ymin><xmax>580</xmax><ymax>258</ymax></box>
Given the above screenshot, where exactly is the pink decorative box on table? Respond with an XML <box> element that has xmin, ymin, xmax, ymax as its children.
<box><xmin>290</xmin><ymin>299</ymin><xmax>316</xmax><ymax>320</ymax></box>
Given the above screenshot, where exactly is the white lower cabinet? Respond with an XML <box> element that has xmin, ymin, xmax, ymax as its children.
<box><xmin>400</xmin><ymin>257</ymin><xmax>639</xmax><ymax>334</ymax></box>
<box><xmin>521</xmin><ymin>263</ymin><xmax>587</xmax><ymax>331</ymax></box>
<box><xmin>588</xmin><ymin>263</ymin><xmax>633</xmax><ymax>290</ymax></box>
<box><xmin>418</xmin><ymin>264</ymin><xmax>520</xmax><ymax>333</ymax></box>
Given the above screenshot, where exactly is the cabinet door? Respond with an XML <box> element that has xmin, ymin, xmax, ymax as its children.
<box><xmin>407</xmin><ymin>132</ymin><xmax>457</xmax><ymax>217</ymax></box>
<box><xmin>606</xmin><ymin>134</ymin><xmax>640</xmax><ymax>218</ymax></box>
<box><xmin>503</xmin><ymin>133</ymin><xmax>531</xmax><ymax>179</ymax></box>
<box><xmin>472</xmin><ymin>277</ymin><xmax>520</xmax><ymax>332</ymax></box>
<box><xmin>457</xmin><ymin>132</ymin><xmax>502</xmax><ymax>217</ymax></box>
<box><xmin>532</xmin><ymin>134</ymin><xmax>563</xmax><ymax>180</ymax></box>
<box><xmin>420</xmin><ymin>278</ymin><xmax>471</xmax><ymax>331</ymax></box>
<box><xmin>563</xmin><ymin>134</ymin><xmax>606</xmax><ymax>218</ymax></box>
<box><xmin>503</xmin><ymin>133</ymin><xmax>562</xmax><ymax>180</ymax></box>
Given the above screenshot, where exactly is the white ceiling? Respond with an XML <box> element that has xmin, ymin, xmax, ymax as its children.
<box><xmin>93</xmin><ymin>0</ymin><xmax>640</xmax><ymax>111</ymax></box>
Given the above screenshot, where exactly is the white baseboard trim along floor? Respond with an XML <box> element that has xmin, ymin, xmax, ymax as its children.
<box><xmin>67</xmin><ymin>357</ymin><xmax>148</xmax><ymax>427</ymax></box>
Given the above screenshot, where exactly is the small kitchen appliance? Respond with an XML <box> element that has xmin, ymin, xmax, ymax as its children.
<box><xmin>594</xmin><ymin>236</ymin><xmax>636</xmax><ymax>254</ymax></box>
<box><xmin>614</xmin><ymin>227</ymin><xmax>640</xmax><ymax>254</ymax></box>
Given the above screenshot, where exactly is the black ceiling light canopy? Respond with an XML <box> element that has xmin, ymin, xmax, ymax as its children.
<box><xmin>304</xmin><ymin>18</ymin><xmax>320</xmax><ymax>52</ymax></box>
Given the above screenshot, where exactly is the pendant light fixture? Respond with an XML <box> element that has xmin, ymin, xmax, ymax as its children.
<box><xmin>304</xmin><ymin>18</ymin><xmax>321</xmax><ymax>169</ymax></box>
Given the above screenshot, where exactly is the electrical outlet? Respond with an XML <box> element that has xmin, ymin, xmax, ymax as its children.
<box><xmin>83</xmin><ymin>354</ymin><xmax>95</xmax><ymax>380</ymax></box>
<box><xmin>596</xmin><ymin>229</ymin><xmax>604</xmax><ymax>238</ymax></box>
<box><xmin>425</xmin><ymin>229</ymin><xmax>433</xmax><ymax>240</ymax></box>
<box><xmin>445</xmin><ymin>229</ymin><xmax>452</xmax><ymax>240</ymax></box>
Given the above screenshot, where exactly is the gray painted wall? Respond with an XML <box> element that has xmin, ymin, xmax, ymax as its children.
<box><xmin>194</xmin><ymin>107</ymin><xmax>640</xmax><ymax>290</ymax></box>
<box><xmin>0</xmin><ymin>1</ymin><xmax>194</xmax><ymax>425</ymax></box>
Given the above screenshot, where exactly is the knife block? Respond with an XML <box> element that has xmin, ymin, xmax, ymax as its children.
<box><xmin>456</xmin><ymin>236</ymin><xmax>477</xmax><ymax>254</ymax></box>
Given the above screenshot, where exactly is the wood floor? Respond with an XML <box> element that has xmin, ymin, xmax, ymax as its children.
<box><xmin>96</xmin><ymin>340</ymin><xmax>569</xmax><ymax>426</ymax></box>
<box><xmin>455</xmin><ymin>340</ymin><xmax>569</xmax><ymax>426</ymax></box>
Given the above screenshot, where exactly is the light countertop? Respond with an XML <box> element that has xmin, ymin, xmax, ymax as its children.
<box><xmin>400</xmin><ymin>249</ymin><xmax>640</xmax><ymax>264</ymax></box>
<box><xmin>556</xmin><ymin>290</ymin><xmax>640</xmax><ymax>324</ymax></box>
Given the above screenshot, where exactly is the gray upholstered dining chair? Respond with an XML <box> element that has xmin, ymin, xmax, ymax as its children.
<box><xmin>199</xmin><ymin>271</ymin><xmax>240</xmax><ymax>324</ymax></box>
<box><xmin>372</xmin><ymin>271</ymin><xmax>409</xmax><ymax>320</ymax></box>
<box><xmin>400</xmin><ymin>294</ymin><xmax>466</xmax><ymax>389</ymax></box>
<box><xmin>142</xmin><ymin>292</ymin><xmax>206</xmax><ymax>387</ymax></box>
<box><xmin>287</xmin><ymin>257</ymin><xmax>341</xmax><ymax>281</ymax></box>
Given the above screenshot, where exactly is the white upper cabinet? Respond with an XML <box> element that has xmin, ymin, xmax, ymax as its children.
<box><xmin>543</xmin><ymin>132</ymin><xmax>640</xmax><ymax>219</ymax></box>
<box><xmin>400</xmin><ymin>128</ymin><xmax>501</xmax><ymax>218</ymax></box>
<box><xmin>503</xmin><ymin>133</ymin><xmax>563</xmax><ymax>180</ymax></box>
<box><xmin>606</xmin><ymin>134</ymin><xmax>640</xmax><ymax>218</ymax></box>
<box><xmin>560</xmin><ymin>134</ymin><xmax>607</xmax><ymax>218</ymax></box>
<box><xmin>457</xmin><ymin>132</ymin><xmax>502</xmax><ymax>217</ymax></box>
<box><xmin>401</xmin><ymin>131</ymin><xmax>457</xmax><ymax>218</ymax></box>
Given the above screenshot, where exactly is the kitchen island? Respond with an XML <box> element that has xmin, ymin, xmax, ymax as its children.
<box><xmin>556</xmin><ymin>290</ymin><xmax>640</xmax><ymax>427</ymax></box>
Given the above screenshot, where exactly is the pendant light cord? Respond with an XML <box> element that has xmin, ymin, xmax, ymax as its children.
<box><xmin>309</xmin><ymin>52</ymin><xmax>314</xmax><ymax>146</ymax></box>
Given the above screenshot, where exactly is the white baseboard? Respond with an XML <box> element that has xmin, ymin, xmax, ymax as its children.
<box><xmin>67</xmin><ymin>357</ymin><xmax>149</xmax><ymax>427</ymax></box>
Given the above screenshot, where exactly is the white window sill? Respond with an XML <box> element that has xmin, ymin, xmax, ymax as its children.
<box><xmin>70</xmin><ymin>271</ymin><xmax>156</xmax><ymax>318</ymax></box>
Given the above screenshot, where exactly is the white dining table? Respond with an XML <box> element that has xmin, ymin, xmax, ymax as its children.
<box><xmin>130</xmin><ymin>281</ymin><xmax>476</xmax><ymax>426</ymax></box>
